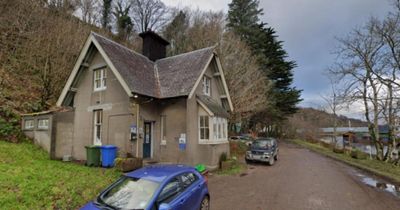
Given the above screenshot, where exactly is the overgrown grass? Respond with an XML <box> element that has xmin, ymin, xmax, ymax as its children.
<box><xmin>0</xmin><ymin>141</ymin><xmax>121</xmax><ymax>209</ymax></box>
<box><xmin>291</xmin><ymin>139</ymin><xmax>400</xmax><ymax>183</ymax></box>
<box><xmin>216</xmin><ymin>163</ymin><xmax>246</xmax><ymax>176</ymax></box>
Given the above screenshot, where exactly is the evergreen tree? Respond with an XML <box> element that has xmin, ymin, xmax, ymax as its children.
<box><xmin>163</xmin><ymin>10</ymin><xmax>190</xmax><ymax>56</ymax></box>
<box><xmin>227</xmin><ymin>0</ymin><xmax>302</xmax><ymax>123</ymax></box>
<box><xmin>113</xmin><ymin>1</ymin><xmax>133</xmax><ymax>41</ymax></box>
<box><xmin>226</xmin><ymin>0</ymin><xmax>263</xmax><ymax>40</ymax></box>
<box><xmin>102</xmin><ymin>0</ymin><xmax>113</xmax><ymax>30</ymax></box>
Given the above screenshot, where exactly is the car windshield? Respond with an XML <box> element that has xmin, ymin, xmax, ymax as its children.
<box><xmin>98</xmin><ymin>176</ymin><xmax>160</xmax><ymax>210</ymax></box>
<box><xmin>251</xmin><ymin>140</ymin><xmax>274</xmax><ymax>149</ymax></box>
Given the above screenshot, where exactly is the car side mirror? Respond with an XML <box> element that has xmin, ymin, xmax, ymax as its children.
<box><xmin>159</xmin><ymin>203</ymin><xmax>171</xmax><ymax>210</ymax></box>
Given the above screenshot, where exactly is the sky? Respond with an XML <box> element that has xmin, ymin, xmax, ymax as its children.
<box><xmin>162</xmin><ymin>0</ymin><xmax>394</xmax><ymax>118</ymax></box>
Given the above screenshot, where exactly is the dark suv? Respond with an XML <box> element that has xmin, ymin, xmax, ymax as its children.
<box><xmin>245</xmin><ymin>138</ymin><xmax>279</xmax><ymax>165</ymax></box>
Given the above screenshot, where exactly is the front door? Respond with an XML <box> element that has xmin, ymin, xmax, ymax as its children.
<box><xmin>143</xmin><ymin>122</ymin><xmax>152</xmax><ymax>158</ymax></box>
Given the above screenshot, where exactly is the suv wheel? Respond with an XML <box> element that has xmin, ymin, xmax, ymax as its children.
<box><xmin>268</xmin><ymin>157</ymin><xmax>275</xmax><ymax>166</ymax></box>
<box><xmin>274</xmin><ymin>154</ymin><xmax>278</xmax><ymax>161</ymax></box>
<box><xmin>200</xmin><ymin>196</ymin><xmax>210</xmax><ymax>210</ymax></box>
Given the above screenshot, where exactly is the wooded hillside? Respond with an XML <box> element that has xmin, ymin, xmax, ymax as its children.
<box><xmin>0</xmin><ymin>0</ymin><xmax>301</xmax><ymax>141</ymax></box>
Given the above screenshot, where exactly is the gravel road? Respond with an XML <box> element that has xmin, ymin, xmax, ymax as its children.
<box><xmin>208</xmin><ymin>142</ymin><xmax>400</xmax><ymax>210</ymax></box>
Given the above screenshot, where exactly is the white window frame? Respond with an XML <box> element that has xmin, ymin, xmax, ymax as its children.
<box><xmin>94</xmin><ymin>68</ymin><xmax>107</xmax><ymax>91</ymax></box>
<box><xmin>213</xmin><ymin>117</ymin><xmax>228</xmax><ymax>141</ymax></box>
<box><xmin>199</xmin><ymin>115</ymin><xmax>210</xmax><ymax>141</ymax></box>
<box><xmin>24</xmin><ymin>119</ymin><xmax>34</xmax><ymax>130</ymax></box>
<box><xmin>93</xmin><ymin>110</ymin><xmax>103</xmax><ymax>145</ymax></box>
<box><xmin>37</xmin><ymin>119</ymin><xmax>49</xmax><ymax>130</ymax></box>
<box><xmin>200</xmin><ymin>116</ymin><xmax>228</xmax><ymax>144</ymax></box>
<box><xmin>202</xmin><ymin>76</ymin><xmax>211</xmax><ymax>96</ymax></box>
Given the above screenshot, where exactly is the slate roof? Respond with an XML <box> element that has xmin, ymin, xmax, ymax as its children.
<box><xmin>197</xmin><ymin>95</ymin><xmax>230</xmax><ymax>118</ymax></box>
<box><xmin>92</xmin><ymin>32</ymin><xmax>215</xmax><ymax>99</ymax></box>
<box><xmin>156</xmin><ymin>47</ymin><xmax>215</xmax><ymax>98</ymax></box>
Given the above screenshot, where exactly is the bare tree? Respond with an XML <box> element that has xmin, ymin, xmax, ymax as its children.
<box><xmin>371</xmin><ymin>9</ymin><xmax>400</xmax><ymax>162</ymax></box>
<box><xmin>320</xmin><ymin>78</ymin><xmax>345</xmax><ymax>147</ymax></box>
<box><xmin>330</xmin><ymin>19</ymin><xmax>386</xmax><ymax>160</ymax></box>
<box><xmin>77</xmin><ymin>0</ymin><xmax>99</xmax><ymax>24</ymax></box>
<box><xmin>130</xmin><ymin>0</ymin><xmax>170</xmax><ymax>32</ymax></box>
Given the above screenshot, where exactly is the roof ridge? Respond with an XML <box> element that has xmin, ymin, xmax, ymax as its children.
<box><xmin>156</xmin><ymin>46</ymin><xmax>215</xmax><ymax>62</ymax></box>
<box><xmin>91</xmin><ymin>31</ymin><xmax>155</xmax><ymax>63</ymax></box>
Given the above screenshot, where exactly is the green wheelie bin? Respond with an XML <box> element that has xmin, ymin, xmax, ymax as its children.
<box><xmin>85</xmin><ymin>145</ymin><xmax>101</xmax><ymax>167</ymax></box>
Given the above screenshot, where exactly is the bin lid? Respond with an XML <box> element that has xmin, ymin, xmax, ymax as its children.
<box><xmin>195</xmin><ymin>164</ymin><xmax>206</xmax><ymax>173</ymax></box>
<box><xmin>85</xmin><ymin>145</ymin><xmax>100</xmax><ymax>149</ymax></box>
<box><xmin>101</xmin><ymin>145</ymin><xmax>117</xmax><ymax>149</ymax></box>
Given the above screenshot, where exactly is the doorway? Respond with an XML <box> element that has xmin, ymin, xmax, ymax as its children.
<box><xmin>143</xmin><ymin>122</ymin><xmax>152</xmax><ymax>158</ymax></box>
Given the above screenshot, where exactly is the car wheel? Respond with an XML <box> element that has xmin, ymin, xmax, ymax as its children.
<box><xmin>245</xmin><ymin>158</ymin><xmax>251</xmax><ymax>164</ymax></box>
<box><xmin>274</xmin><ymin>154</ymin><xmax>278</xmax><ymax>161</ymax></box>
<box><xmin>200</xmin><ymin>196</ymin><xmax>210</xmax><ymax>210</ymax></box>
<box><xmin>268</xmin><ymin>157</ymin><xmax>275</xmax><ymax>166</ymax></box>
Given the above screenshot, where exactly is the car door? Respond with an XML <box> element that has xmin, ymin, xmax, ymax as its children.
<box><xmin>156</xmin><ymin>177</ymin><xmax>183</xmax><ymax>210</ymax></box>
<box><xmin>178</xmin><ymin>172</ymin><xmax>203</xmax><ymax>210</ymax></box>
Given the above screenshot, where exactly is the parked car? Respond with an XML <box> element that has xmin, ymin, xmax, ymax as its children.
<box><xmin>229</xmin><ymin>135</ymin><xmax>254</xmax><ymax>146</ymax></box>
<box><xmin>245</xmin><ymin>138</ymin><xmax>279</xmax><ymax>165</ymax></box>
<box><xmin>81</xmin><ymin>164</ymin><xmax>210</xmax><ymax>210</ymax></box>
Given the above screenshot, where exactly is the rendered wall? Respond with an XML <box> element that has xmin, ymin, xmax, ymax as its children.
<box><xmin>71</xmin><ymin>50</ymin><xmax>135</xmax><ymax>160</ymax></box>
<box><xmin>21</xmin><ymin>114</ymin><xmax>53</xmax><ymax>156</ymax></box>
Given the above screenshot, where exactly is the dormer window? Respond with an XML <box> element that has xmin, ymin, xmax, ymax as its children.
<box><xmin>202</xmin><ymin>76</ymin><xmax>211</xmax><ymax>96</ymax></box>
<box><xmin>94</xmin><ymin>68</ymin><xmax>106</xmax><ymax>91</ymax></box>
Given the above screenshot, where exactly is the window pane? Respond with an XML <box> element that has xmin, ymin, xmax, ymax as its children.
<box><xmin>96</xmin><ymin>125</ymin><xmax>101</xmax><ymax>139</ymax></box>
<box><xmin>200</xmin><ymin>116</ymin><xmax>204</xmax><ymax>127</ymax></box>
<box><xmin>222</xmin><ymin>120</ymin><xmax>226</xmax><ymax>138</ymax></box>
<box><xmin>200</xmin><ymin>128</ymin><xmax>205</xmax><ymax>139</ymax></box>
<box><xmin>204</xmin><ymin>116</ymin><xmax>209</xmax><ymax>127</ymax></box>
<box><xmin>158</xmin><ymin>178</ymin><xmax>181</xmax><ymax>204</ymax></box>
<box><xmin>205</xmin><ymin>128</ymin><xmax>209</xmax><ymax>139</ymax></box>
<box><xmin>213</xmin><ymin>122</ymin><xmax>217</xmax><ymax>139</ymax></box>
<box><xmin>94</xmin><ymin>68</ymin><xmax>106</xmax><ymax>90</ymax></box>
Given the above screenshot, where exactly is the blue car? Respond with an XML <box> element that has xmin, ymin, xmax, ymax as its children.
<box><xmin>81</xmin><ymin>164</ymin><xmax>210</xmax><ymax>210</ymax></box>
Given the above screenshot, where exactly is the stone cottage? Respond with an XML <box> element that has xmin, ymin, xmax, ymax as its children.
<box><xmin>21</xmin><ymin>31</ymin><xmax>233</xmax><ymax>169</ymax></box>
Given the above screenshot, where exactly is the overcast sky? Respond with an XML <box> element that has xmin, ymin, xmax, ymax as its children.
<box><xmin>162</xmin><ymin>0</ymin><xmax>394</xmax><ymax>117</ymax></box>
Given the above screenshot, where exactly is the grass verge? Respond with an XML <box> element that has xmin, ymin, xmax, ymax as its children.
<box><xmin>291</xmin><ymin>139</ymin><xmax>400</xmax><ymax>183</ymax></box>
<box><xmin>0</xmin><ymin>140</ymin><xmax>121</xmax><ymax>209</ymax></box>
<box><xmin>216</xmin><ymin>162</ymin><xmax>246</xmax><ymax>176</ymax></box>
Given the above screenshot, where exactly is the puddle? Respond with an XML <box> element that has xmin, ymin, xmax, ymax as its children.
<box><xmin>239</xmin><ymin>173</ymin><xmax>248</xmax><ymax>177</ymax></box>
<box><xmin>355</xmin><ymin>173</ymin><xmax>400</xmax><ymax>198</ymax></box>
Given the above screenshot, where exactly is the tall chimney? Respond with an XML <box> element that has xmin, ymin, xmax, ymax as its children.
<box><xmin>139</xmin><ymin>31</ymin><xmax>170</xmax><ymax>61</ymax></box>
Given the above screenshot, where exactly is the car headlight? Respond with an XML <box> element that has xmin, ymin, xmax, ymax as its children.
<box><xmin>246</xmin><ymin>151</ymin><xmax>251</xmax><ymax>155</ymax></box>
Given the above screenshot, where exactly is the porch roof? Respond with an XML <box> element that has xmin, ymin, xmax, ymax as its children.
<box><xmin>197</xmin><ymin>95</ymin><xmax>230</xmax><ymax>118</ymax></box>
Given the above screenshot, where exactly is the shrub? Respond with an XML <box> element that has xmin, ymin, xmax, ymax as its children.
<box><xmin>0</xmin><ymin>107</ymin><xmax>24</xmax><ymax>142</ymax></box>
<box><xmin>320</xmin><ymin>141</ymin><xmax>331</xmax><ymax>149</ymax></box>
<box><xmin>350</xmin><ymin>149</ymin><xmax>368</xmax><ymax>159</ymax></box>
<box><xmin>219</xmin><ymin>152</ymin><xmax>227</xmax><ymax>163</ymax></box>
<box><xmin>333</xmin><ymin>147</ymin><xmax>345</xmax><ymax>154</ymax></box>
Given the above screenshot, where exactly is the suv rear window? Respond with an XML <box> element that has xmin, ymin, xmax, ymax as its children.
<box><xmin>252</xmin><ymin>139</ymin><xmax>275</xmax><ymax>149</ymax></box>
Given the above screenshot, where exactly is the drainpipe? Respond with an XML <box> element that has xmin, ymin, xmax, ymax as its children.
<box><xmin>136</xmin><ymin>103</ymin><xmax>140</xmax><ymax>157</ymax></box>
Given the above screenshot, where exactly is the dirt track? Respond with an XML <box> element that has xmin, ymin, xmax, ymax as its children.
<box><xmin>208</xmin><ymin>142</ymin><xmax>400</xmax><ymax>210</ymax></box>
